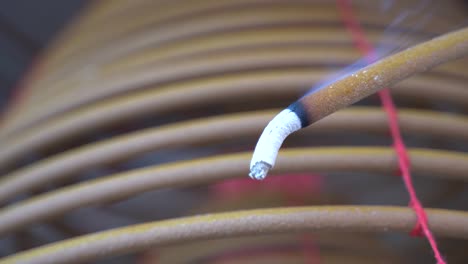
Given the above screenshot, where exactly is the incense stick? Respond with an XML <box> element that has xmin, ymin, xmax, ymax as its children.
<box><xmin>249</xmin><ymin>26</ymin><xmax>468</xmax><ymax>180</ymax></box>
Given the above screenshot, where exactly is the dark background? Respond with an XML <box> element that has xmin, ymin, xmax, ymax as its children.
<box><xmin>0</xmin><ymin>0</ymin><xmax>85</xmax><ymax>111</ymax></box>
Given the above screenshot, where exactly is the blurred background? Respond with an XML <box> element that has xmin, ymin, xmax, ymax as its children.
<box><xmin>0</xmin><ymin>0</ymin><xmax>85</xmax><ymax>109</ymax></box>
<box><xmin>0</xmin><ymin>1</ymin><xmax>467</xmax><ymax>263</ymax></box>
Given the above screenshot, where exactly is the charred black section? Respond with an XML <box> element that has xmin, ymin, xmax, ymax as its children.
<box><xmin>287</xmin><ymin>101</ymin><xmax>310</xmax><ymax>128</ymax></box>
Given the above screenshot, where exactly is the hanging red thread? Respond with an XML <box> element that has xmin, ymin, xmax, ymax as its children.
<box><xmin>212</xmin><ymin>173</ymin><xmax>323</xmax><ymax>201</ymax></box>
<box><xmin>336</xmin><ymin>0</ymin><xmax>446</xmax><ymax>263</ymax></box>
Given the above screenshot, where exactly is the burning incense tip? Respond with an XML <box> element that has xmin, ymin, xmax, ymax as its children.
<box><xmin>249</xmin><ymin>161</ymin><xmax>271</xmax><ymax>180</ymax></box>
<box><xmin>249</xmin><ymin>108</ymin><xmax>303</xmax><ymax>180</ymax></box>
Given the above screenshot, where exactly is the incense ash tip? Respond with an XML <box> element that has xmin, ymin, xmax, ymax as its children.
<box><xmin>249</xmin><ymin>161</ymin><xmax>272</xmax><ymax>180</ymax></box>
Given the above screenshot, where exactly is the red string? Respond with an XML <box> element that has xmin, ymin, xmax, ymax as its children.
<box><xmin>336</xmin><ymin>1</ymin><xmax>446</xmax><ymax>263</ymax></box>
<box><xmin>212</xmin><ymin>173</ymin><xmax>323</xmax><ymax>201</ymax></box>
